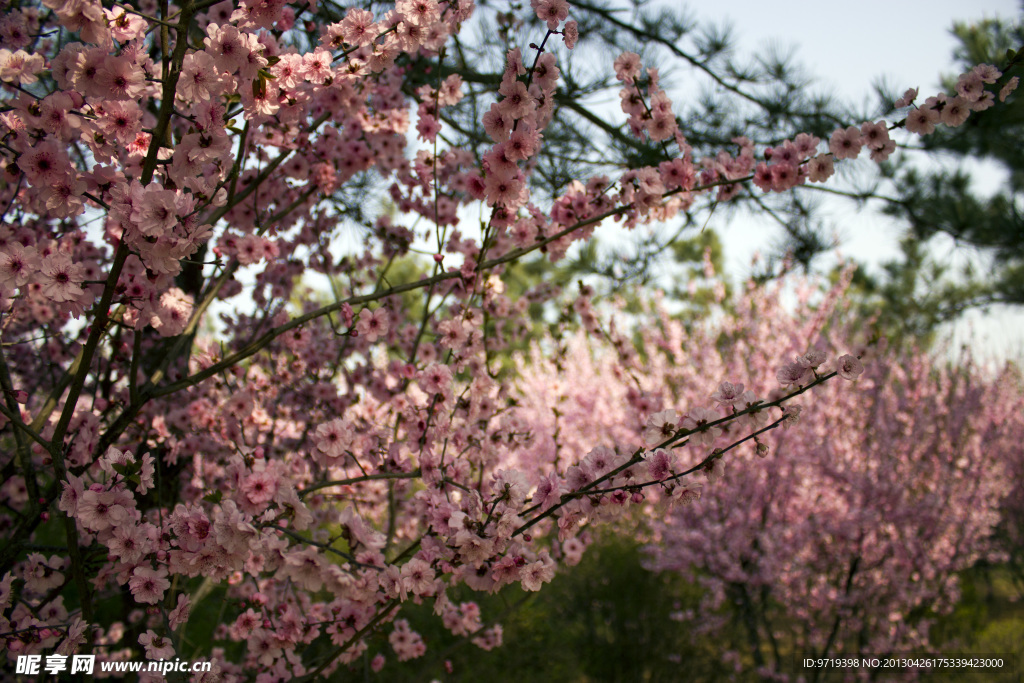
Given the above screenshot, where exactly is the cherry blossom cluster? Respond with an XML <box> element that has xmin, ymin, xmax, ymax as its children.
<box><xmin>518</xmin><ymin>266</ymin><xmax>1022</xmax><ymax>676</ymax></box>
<box><xmin>513</xmin><ymin>268</ymin><xmax>868</xmax><ymax>537</ymax></box>
<box><xmin>608</xmin><ymin>53</ymin><xmax>1018</xmax><ymax>200</ymax></box>
<box><xmin>614</xmin><ymin>52</ymin><xmax>678</xmax><ymax>143</ymax></box>
<box><xmin>0</xmin><ymin>0</ymin><xmax>1020</xmax><ymax>677</ymax></box>
<box><xmin>644</xmin><ymin>345</ymin><xmax>1020</xmax><ymax>676</ymax></box>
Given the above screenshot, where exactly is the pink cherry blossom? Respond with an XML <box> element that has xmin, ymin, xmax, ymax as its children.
<box><xmin>806</xmin><ymin>154</ymin><xmax>834</xmax><ymax>183</ymax></box>
<box><xmin>645</xmin><ymin>448</ymin><xmax>676</xmax><ymax>480</ymax></box>
<box><xmin>905</xmin><ymin>105</ymin><xmax>940</xmax><ymax>135</ymax></box>
<box><xmin>397</xmin><ymin>0</ymin><xmax>440</xmax><ymax>26</ymax></box>
<box><xmin>179</xmin><ymin>50</ymin><xmax>226</xmax><ymax>102</ymax></box>
<box><xmin>314</xmin><ymin>418</ymin><xmax>351</xmax><ymax>460</ymax></box>
<box><xmin>894</xmin><ymin>87</ymin><xmax>918</xmax><ymax>108</ymax></box>
<box><xmin>341</xmin><ymin>8</ymin><xmax>378</xmax><ymax>46</ymax></box>
<box><xmin>613</xmin><ymin>52</ymin><xmax>642</xmax><ymax>83</ymax></box>
<box><xmin>532</xmin><ymin>0</ymin><xmax>569</xmax><ymax>30</ymax></box>
<box><xmin>828</xmin><ymin>125</ymin><xmax>863</xmax><ymax>160</ymax></box>
<box><xmin>356</xmin><ymin>307</ymin><xmax>390</xmax><ymax>342</ymax></box>
<box><xmin>835</xmin><ymin>353</ymin><xmax>864</xmax><ymax>380</ymax></box>
<box><xmin>0</xmin><ymin>48</ymin><xmax>45</xmax><ymax>84</ymax></box>
<box><xmin>76</xmin><ymin>489</ymin><xmax>129</xmax><ymax>532</ymax></box>
<box><xmin>96</xmin><ymin>56</ymin><xmax>146</xmax><ymax>100</ymax></box>
<box><xmin>643</xmin><ymin>409</ymin><xmax>679</xmax><ymax>447</ymax></box>
<box><xmin>105</xmin><ymin>524</ymin><xmax>149</xmax><ymax>564</ymax></box>
<box><xmin>1000</xmin><ymin>76</ymin><xmax>1018</xmax><ymax>102</ymax></box>
<box><xmin>389</xmin><ymin>619</ymin><xmax>426</xmax><ymax>661</ymax></box>
<box><xmin>20</xmin><ymin>139</ymin><xmax>69</xmax><ymax>186</ymax></box>
<box><xmin>563</xmin><ymin>20</ymin><xmax>578</xmax><ymax>49</ymax></box>
<box><xmin>139</xmin><ymin>630</ymin><xmax>175</xmax><ymax>659</ymax></box>
<box><xmin>941</xmin><ymin>96</ymin><xmax>971</xmax><ymax>127</ymax></box>
<box><xmin>168</xmin><ymin>594</ymin><xmax>192</xmax><ymax>630</ymax></box>
<box><xmin>22</xmin><ymin>554</ymin><xmax>64</xmax><ymax>594</ymax></box>
<box><xmin>710</xmin><ymin>381</ymin><xmax>745</xmax><ymax>406</ymax></box>
<box><xmin>37</xmin><ymin>253</ymin><xmax>86</xmax><ymax>303</ymax></box>
<box><xmin>776</xmin><ymin>359</ymin><xmax>812</xmax><ymax>387</ymax></box>
<box><xmin>682</xmin><ymin>407</ymin><xmax>722</xmax><ymax>447</ymax></box>
<box><xmin>151</xmin><ymin>288</ymin><xmax>194</xmax><ymax>337</ymax></box>
<box><xmin>0</xmin><ymin>243</ymin><xmax>40</xmax><ymax>287</ymax></box>
<box><xmin>129</xmin><ymin>566</ymin><xmax>171</xmax><ymax>605</ymax></box>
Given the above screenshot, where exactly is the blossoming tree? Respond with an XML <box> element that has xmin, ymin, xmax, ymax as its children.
<box><xmin>0</xmin><ymin>0</ymin><xmax>1020</xmax><ymax>677</ymax></box>
<box><xmin>511</xmin><ymin>267</ymin><xmax>1023</xmax><ymax>679</ymax></box>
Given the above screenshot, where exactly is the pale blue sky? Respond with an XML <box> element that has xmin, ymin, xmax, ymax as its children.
<box><xmin>686</xmin><ymin>1</ymin><xmax>1019</xmax><ymax>103</ymax></box>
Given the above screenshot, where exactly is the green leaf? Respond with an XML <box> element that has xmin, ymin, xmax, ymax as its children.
<box><xmin>112</xmin><ymin>462</ymin><xmax>137</xmax><ymax>477</ymax></box>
